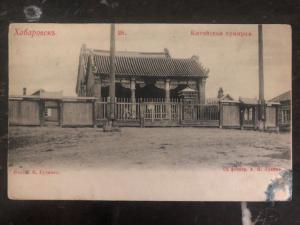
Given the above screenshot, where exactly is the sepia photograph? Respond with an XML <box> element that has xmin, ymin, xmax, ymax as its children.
<box><xmin>7</xmin><ymin>23</ymin><xmax>292</xmax><ymax>201</ymax></box>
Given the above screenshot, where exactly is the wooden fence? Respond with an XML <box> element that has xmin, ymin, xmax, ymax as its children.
<box><xmin>9</xmin><ymin>99</ymin><xmax>40</xmax><ymax>125</ymax></box>
<box><xmin>9</xmin><ymin>97</ymin><xmax>280</xmax><ymax>130</ymax></box>
<box><xmin>62</xmin><ymin>101</ymin><xmax>94</xmax><ymax>126</ymax></box>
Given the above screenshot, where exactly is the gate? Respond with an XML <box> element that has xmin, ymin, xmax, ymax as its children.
<box><xmin>44</xmin><ymin>100</ymin><xmax>60</xmax><ymax>126</ymax></box>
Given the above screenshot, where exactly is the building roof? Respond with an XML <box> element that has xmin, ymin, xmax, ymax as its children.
<box><xmin>178</xmin><ymin>87</ymin><xmax>198</xmax><ymax>93</ymax></box>
<box><xmin>92</xmin><ymin>49</ymin><xmax>170</xmax><ymax>58</ymax></box>
<box><xmin>80</xmin><ymin>45</ymin><xmax>209</xmax><ymax>78</ymax></box>
<box><xmin>31</xmin><ymin>89</ymin><xmax>63</xmax><ymax>99</ymax></box>
<box><xmin>10</xmin><ymin>94</ymin><xmax>96</xmax><ymax>101</ymax></box>
<box><xmin>239</xmin><ymin>97</ymin><xmax>259</xmax><ymax>105</ymax></box>
<box><xmin>222</xmin><ymin>94</ymin><xmax>234</xmax><ymax>101</ymax></box>
<box><xmin>269</xmin><ymin>90</ymin><xmax>291</xmax><ymax>102</ymax></box>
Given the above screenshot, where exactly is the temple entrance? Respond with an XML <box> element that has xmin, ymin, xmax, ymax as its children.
<box><xmin>239</xmin><ymin>99</ymin><xmax>259</xmax><ymax>129</ymax></box>
<box><xmin>43</xmin><ymin>101</ymin><xmax>60</xmax><ymax>126</ymax></box>
<box><xmin>177</xmin><ymin>87</ymin><xmax>220</xmax><ymax>126</ymax></box>
<box><xmin>179</xmin><ymin>87</ymin><xmax>198</xmax><ymax>121</ymax></box>
<box><xmin>241</xmin><ymin>106</ymin><xmax>257</xmax><ymax>129</ymax></box>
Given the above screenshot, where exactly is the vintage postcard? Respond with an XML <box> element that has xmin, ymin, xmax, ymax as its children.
<box><xmin>8</xmin><ymin>23</ymin><xmax>292</xmax><ymax>201</ymax></box>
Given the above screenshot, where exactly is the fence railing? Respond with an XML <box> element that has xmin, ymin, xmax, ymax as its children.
<box><xmin>102</xmin><ymin>97</ymin><xmax>182</xmax><ymax>103</ymax></box>
<box><xmin>201</xmin><ymin>104</ymin><xmax>219</xmax><ymax>120</ymax></box>
<box><xmin>95</xmin><ymin>102</ymin><xmax>108</xmax><ymax>120</ymax></box>
<box><xmin>96</xmin><ymin>101</ymin><xmax>219</xmax><ymax>122</ymax></box>
<box><xmin>143</xmin><ymin>102</ymin><xmax>181</xmax><ymax>121</ymax></box>
<box><xmin>115</xmin><ymin>102</ymin><xmax>140</xmax><ymax>121</ymax></box>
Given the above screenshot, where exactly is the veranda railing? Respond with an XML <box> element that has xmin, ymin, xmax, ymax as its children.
<box><xmin>95</xmin><ymin>100</ymin><xmax>219</xmax><ymax>122</ymax></box>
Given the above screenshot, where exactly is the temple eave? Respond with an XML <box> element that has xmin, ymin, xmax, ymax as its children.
<box><xmin>95</xmin><ymin>73</ymin><xmax>206</xmax><ymax>79</ymax></box>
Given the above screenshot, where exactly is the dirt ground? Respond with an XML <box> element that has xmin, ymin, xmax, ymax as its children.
<box><xmin>8</xmin><ymin>126</ymin><xmax>291</xmax><ymax>170</ymax></box>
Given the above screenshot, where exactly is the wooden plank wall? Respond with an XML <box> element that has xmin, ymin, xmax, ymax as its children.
<box><xmin>266</xmin><ymin>106</ymin><xmax>277</xmax><ymax>128</ymax></box>
<box><xmin>222</xmin><ymin>104</ymin><xmax>240</xmax><ymax>127</ymax></box>
<box><xmin>9</xmin><ymin>100</ymin><xmax>40</xmax><ymax>125</ymax></box>
<box><xmin>62</xmin><ymin>102</ymin><xmax>93</xmax><ymax>126</ymax></box>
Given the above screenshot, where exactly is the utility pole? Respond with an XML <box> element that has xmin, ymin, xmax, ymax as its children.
<box><xmin>258</xmin><ymin>24</ymin><xmax>266</xmax><ymax>130</ymax></box>
<box><xmin>103</xmin><ymin>23</ymin><xmax>120</xmax><ymax>132</ymax></box>
<box><xmin>109</xmin><ymin>23</ymin><xmax>116</xmax><ymax>121</ymax></box>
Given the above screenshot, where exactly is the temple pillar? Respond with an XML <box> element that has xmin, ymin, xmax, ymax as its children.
<box><xmin>130</xmin><ymin>78</ymin><xmax>136</xmax><ymax>118</ymax></box>
<box><xmin>130</xmin><ymin>78</ymin><xmax>136</xmax><ymax>103</ymax></box>
<box><xmin>165</xmin><ymin>79</ymin><xmax>171</xmax><ymax>119</ymax></box>
<box><xmin>197</xmin><ymin>78</ymin><xmax>206</xmax><ymax>104</ymax></box>
<box><xmin>165</xmin><ymin>79</ymin><xmax>170</xmax><ymax>102</ymax></box>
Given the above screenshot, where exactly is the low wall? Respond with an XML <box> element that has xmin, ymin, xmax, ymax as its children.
<box><xmin>220</xmin><ymin>102</ymin><xmax>240</xmax><ymax>128</ymax></box>
<box><xmin>62</xmin><ymin>101</ymin><xmax>94</xmax><ymax>127</ymax></box>
<box><xmin>9</xmin><ymin>98</ymin><xmax>95</xmax><ymax>127</ymax></box>
<box><xmin>9</xmin><ymin>100</ymin><xmax>40</xmax><ymax>126</ymax></box>
<box><xmin>265</xmin><ymin>106</ymin><xmax>277</xmax><ymax>128</ymax></box>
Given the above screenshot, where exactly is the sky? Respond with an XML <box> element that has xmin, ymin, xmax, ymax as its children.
<box><xmin>9</xmin><ymin>24</ymin><xmax>291</xmax><ymax>100</ymax></box>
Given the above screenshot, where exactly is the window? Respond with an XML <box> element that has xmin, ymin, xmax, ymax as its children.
<box><xmin>282</xmin><ymin>109</ymin><xmax>290</xmax><ymax>124</ymax></box>
<box><xmin>244</xmin><ymin>109</ymin><xmax>249</xmax><ymax>121</ymax></box>
<box><xmin>45</xmin><ymin>108</ymin><xmax>52</xmax><ymax>117</ymax></box>
<box><xmin>249</xmin><ymin>108</ymin><xmax>253</xmax><ymax>121</ymax></box>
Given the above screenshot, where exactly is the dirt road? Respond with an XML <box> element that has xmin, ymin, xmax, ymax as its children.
<box><xmin>8</xmin><ymin>127</ymin><xmax>291</xmax><ymax>170</ymax></box>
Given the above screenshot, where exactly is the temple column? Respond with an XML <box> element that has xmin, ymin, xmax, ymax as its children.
<box><xmin>165</xmin><ymin>79</ymin><xmax>170</xmax><ymax>102</ymax></box>
<box><xmin>165</xmin><ymin>79</ymin><xmax>171</xmax><ymax>119</ymax></box>
<box><xmin>130</xmin><ymin>78</ymin><xmax>136</xmax><ymax>118</ymax></box>
<box><xmin>197</xmin><ymin>78</ymin><xmax>206</xmax><ymax>104</ymax></box>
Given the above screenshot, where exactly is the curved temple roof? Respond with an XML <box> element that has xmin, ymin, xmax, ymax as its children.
<box><xmin>93</xmin><ymin>55</ymin><xmax>208</xmax><ymax>78</ymax></box>
<box><xmin>80</xmin><ymin>46</ymin><xmax>209</xmax><ymax>78</ymax></box>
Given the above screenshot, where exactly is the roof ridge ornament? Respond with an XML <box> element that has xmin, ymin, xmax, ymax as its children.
<box><xmin>191</xmin><ymin>55</ymin><xmax>199</xmax><ymax>62</ymax></box>
<box><xmin>164</xmin><ymin>48</ymin><xmax>171</xmax><ymax>58</ymax></box>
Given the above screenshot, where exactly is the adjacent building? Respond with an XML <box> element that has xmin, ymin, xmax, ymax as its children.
<box><xmin>269</xmin><ymin>90</ymin><xmax>291</xmax><ymax>131</ymax></box>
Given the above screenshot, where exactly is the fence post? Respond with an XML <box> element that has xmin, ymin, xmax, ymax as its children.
<box><xmin>275</xmin><ymin>105</ymin><xmax>280</xmax><ymax>133</ymax></box>
<box><xmin>93</xmin><ymin>100</ymin><xmax>97</xmax><ymax>128</ymax></box>
<box><xmin>219</xmin><ymin>101</ymin><xmax>223</xmax><ymax>128</ymax></box>
<box><xmin>179</xmin><ymin>102</ymin><xmax>182</xmax><ymax>125</ymax></box>
<box><xmin>140</xmin><ymin>102</ymin><xmax>145</xmax><ymax>128</ymax></box>
<box><xmin>107</xmin><ymin>97</ymin><xmax>111</xmax><ymax>122</ymax></box>
<box><xmin>39</xmin><ymin>99</ymin><xmax>45</xmax><ymax>126</ymax></box>
<box><xmin>59</xmin><ymin>101</ymin><xmax>64</xmax><ymax>127</ymax></box>
<box><xmin>240</xmin><ymin>106</ymin><xmax>244</xmax><ymax>130</ymax></box>
<box><xmin>254</xmin><ymin>105</ymin><xmax>258</xmax><ymax>130</ymax></box>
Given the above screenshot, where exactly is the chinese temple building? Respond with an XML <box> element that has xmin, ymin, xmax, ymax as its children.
<box><xmin>76</xmin><ymin>44</ymin><xmax>209</xmax><ymax>104</ymax></box>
